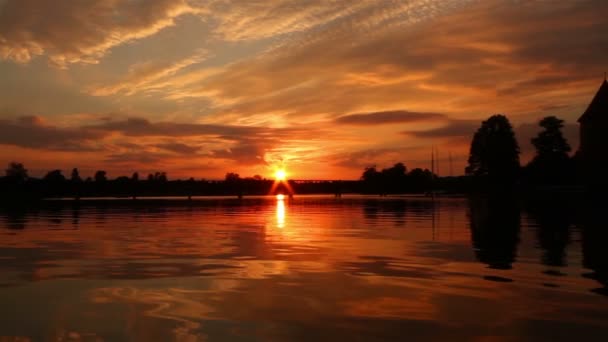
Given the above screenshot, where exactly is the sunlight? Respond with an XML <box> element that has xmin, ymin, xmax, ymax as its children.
<box><xmin>268</xmin><ymin>168</ymin><xmax>294</xmax><ymax>197</ymax></box>
<box><xmin>274</xmin><ymin>169</ymin><xmax>287</xmax><ymax>181</ymax></box>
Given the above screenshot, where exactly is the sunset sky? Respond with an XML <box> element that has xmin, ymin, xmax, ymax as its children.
<box><xmin>0</xmin><ymin>0</ymin><xmax>606</xmax><ymax>179</ymax></box>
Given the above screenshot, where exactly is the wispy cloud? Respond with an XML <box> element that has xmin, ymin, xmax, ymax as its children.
<box><xmin>0</xmin><ymin>0</ymin><xmax>204</xmax><ymax>67</ymax></box>
<box><xmin>336</xmin><ymin>110</ymin><xmax>445</xmax><ymax>125</ymax></box>
<box><xmin>89</xmin><ymin>50</ymin><xmax>208</xmax><ymax>96</ymax></box>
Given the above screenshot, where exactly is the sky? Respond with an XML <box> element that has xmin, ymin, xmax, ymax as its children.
<box><xmin>0</xmin><ymin>0</ymin><xmax>606</xmax><ymax>180</ymax></box>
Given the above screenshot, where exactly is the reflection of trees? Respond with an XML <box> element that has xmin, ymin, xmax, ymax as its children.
<box><xmin>526</xmin><ymin>199</ymin><xmax>572</xmax><ymax>267</ymax></box>
<box><xmin>0</xmin><ymin>207</ymin><xmax>27</xmax><ymax>230</ymax></box>
<box><xmin>469</xmin><ymin>196</ymin><xmax>521</xmax><ymax>269</ymax></box>
<box><xmin>580</xmin><ymin>208</ymin><xmax>608</xmax><ymax>296</ymax></box>
<box><xmin>361</xmin><ymin>199</ymin><xmax>436</xmax><ymax>227</ymax></box>
<box><xmin>362</xmin><ymin>200</ymin><xmax>380</xmax><ymax>221</ymax></box>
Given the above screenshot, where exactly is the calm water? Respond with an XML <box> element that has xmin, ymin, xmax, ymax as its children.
<box><xmin>0</xmin><ymin>196</ymin><xmax>607</xmax><ymax>341</ymax></box>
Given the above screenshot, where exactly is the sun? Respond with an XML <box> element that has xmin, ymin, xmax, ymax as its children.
<box><xmin>274</xmin><ymin>169</ymin><xmax>287</xmax><ymax>181</ymax></box>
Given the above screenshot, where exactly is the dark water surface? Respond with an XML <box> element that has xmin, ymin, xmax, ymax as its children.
<box><xmin>0</xmin><ymin>196</ymin><xmax>607</xmax><ymax>341</ymax></box>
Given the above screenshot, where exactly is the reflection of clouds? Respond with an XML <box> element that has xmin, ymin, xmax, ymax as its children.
<box><xmin>4</xmin><ymin>199</ymin><xmax>608</xmax><ymax>340</ymax></box>
<box><xmin>92</xmin><ymin>286</ymin><xmax>212</xmax><ymax>341</ymax></box>
<box><xmin>343</xmin><ymin>296</ymin><xmax>435</xmax><ymax>320</ymax></box>
<box><xmin>232</xmin><ymin>260</ymin><xmax>289</xmax><ymax>279</ymax></box>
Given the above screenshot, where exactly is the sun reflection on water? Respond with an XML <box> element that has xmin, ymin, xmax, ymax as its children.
<box><xmin>276</xmin><ymin>194</ymin><xmax>286</xmax><ymax>228</ymax></box>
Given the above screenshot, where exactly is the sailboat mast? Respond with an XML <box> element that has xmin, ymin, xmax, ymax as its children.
<box><xmin>431</xmin><ymin>147</ymin><xmax>435</xmax><ymax>175</ymax></box>
<box><xmin>435</xmin><ymin>146</ymin><xmax>440</xmax><ymax>177</ymax></box>
<box><xmin>449</xmin><ymin>152</ymin><xmax>453</xmax><ymax>177</ymax></box>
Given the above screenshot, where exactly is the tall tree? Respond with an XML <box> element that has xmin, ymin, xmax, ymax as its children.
<box><xmin>527</xmin><ymin>116</ymin><xmax>573</xmax><ymax>184</ymax></box>
<box><xmin>466</xmin><ymin>114</ymin><xmax>520</xmax><ymax>182</ymax></box>
<box><xmin>531</xmin><ymin>116</ymin><xmax>571</xmax><ymax>161</ymax></box>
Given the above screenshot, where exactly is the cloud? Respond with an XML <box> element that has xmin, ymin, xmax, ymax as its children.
<box><xmin>207</xmin><ymin>0</ymin><xmax>476</xmax><ymax>42</ymax></box>
<box><xmin>105</xmin><ymin>152</ymin><xmax>169</xmax><ymax>165</ymax></box>
<box><xmin>331</xmin><ymin>147</ymin><xmax>415</xmax><ymax>170</ymax></box>
<box><xmin>403</xmin><ymin>120</ymin><xmax>478</xmax><ymax>139</ymax></box>
<box><xmin>0</xmin><ymin>116</ymin><xmax>107</xmax><ymax>151</ymax></box>
<box><xmin>213</xmin><ymin>139</ymin><xmax>269</xmax><ymax>165</ymax></box>
<box><xmin>0</xmin><ymin>0</ymin><xmax>203</xmax><ymax>67</ymax></box>
<box><xmin>335</xmin><ymin>110</ymin><xmax>445</xmax><ymax>125</ymax></box>
<box><xmin>155</xmin><ymin>142</ymin><xmax>201</xmax><ymax>155</ymax></box>
<box><xmin>166</xmin><ymin>0</ymin><xmax>607</xmax><ymax>125</ymax></box>
<box><xmin>89</xmin><ymin>50</ymin><xmax>208</xmax><ymax>96</ymax></box>
<box><xmin>89</xmin><ymin>117</ymin><xmax>261</xmax><ymax>137</ymax></box>
<box><xmin>0</xmin><ymin>115</ymin><xmax>331</xmax><ymax>174</ymax></box>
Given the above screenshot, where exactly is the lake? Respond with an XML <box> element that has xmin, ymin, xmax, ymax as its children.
<box><xmin>0</xmin><ymin>195</ymin><xmax>607</xmax><ymax>341</ymax></box>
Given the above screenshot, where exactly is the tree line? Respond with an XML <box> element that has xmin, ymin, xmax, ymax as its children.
<box><xmin>465</xmin><ymin>114</ymin><xmax>576</xmax><ymax>188</ymax></box>
<box><xmin>0</xmin><ymin>113</ymin><xmax>584</xmax><ymax>201</ymax></box>
<box><xmin>358</xmin><ymin>114</ymin><xmax>578</xmax><ymax>193</ymax></box>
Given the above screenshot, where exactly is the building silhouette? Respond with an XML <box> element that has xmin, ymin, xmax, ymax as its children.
<box><xmin>578</xmin><ymin>78</ymin><xmax>608</xmax><ymax>183</ymax></box>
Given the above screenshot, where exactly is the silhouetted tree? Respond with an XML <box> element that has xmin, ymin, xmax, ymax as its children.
<box><xmin>225</xmin><ymin>172</ymin><xmax>241</xmax><ymax>182</ymax></box>
<box><xmin>407</xmin><ymin>168</ymin><xmax>434</xmax><ymax>191</ymax></box>
<box><xmin>382</xmin><ymin>163</ymin><xmax>408</xmax><ymax>193</ymax></box>
<box><xmin>361</xmin><ymin>166</ymin><xmax>379</xmax><ymax>182</ymax></box>
<box><xmin>466</xmin><ymin>114</ymin><xmax>520</xmax><ymax>185</ymax></box>
<box><xmin>225</xmin><ymin>172</ymin><xmax>242</xmax><ymax>197</ymax></box>
<box><xmin>360</xmin><ymin>164</ymin><xmax>409</xmax><ymax>194</ymax></box>
<box><xmin>5</xmin><ymin>162</ymin><xmax>28</xmax><ymax>182</ymax></box>
<box><xmin>382</xmin><ymin>163</ymin><xmax>407</xmax><ymax>179</ymax></box>
<box><xmin>361</xmin><ymin>166</ymin><xmax>381</xmax><ymax>194</ymax></box>
<box><xmin>70</xmin><ymin>168</ymin><xmax>82</xmax><ymax>200</ymax></box>
<box><xmin>130</xmin><ymin>172</ymin><xmax>140</xmax><ymax>200</ymax></box>
<box><xmin>94</xmin><ymin>170</ymin><xmax>107</xmax><ymax>182</ymax></box>
<box><xmin>532</xmin><ymin>116</ymin><xmax>571</xmax><ymax>158</ymax></box>
<box><xmin>43</xmin><ymin>170</ymin><xmax>66</xmax><ymax>183</ymax></box>
<box><xmin>146</xmin><ymin>172</ymin><xmax>167</xmax><ymax>182</ymax></box>
<box><xmin>526</xmin><ymin>116</ymin><xmax>573</xmax><ymax>184</ymax></box>
<box><xmin>70</xmin><ymin>168</ymin><xmax>82</xmax><ymax>182</ymax></box>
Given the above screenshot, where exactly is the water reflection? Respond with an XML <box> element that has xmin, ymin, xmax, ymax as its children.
<box><xmin>362</xmin><ymin>199</ymin><xmax>424</xmax><ymax>227</ymax></box>
<box><xmin>468</xmin><ymin>196</ymin><xmax>520</xmax><ymax>270</ymax></box>
<box><xmin>2</xmin><ymin>207</ymin><xmax>27</xmax><ymax>230</ymax></box>
<box><xmin>580</xmin><ymin>207</ymin><xmax>608</xmax><ymax>296</ymax></box>
<box><xmin>527</xmin><ymin>199</ymin><xmax>572</xmax><ymax>268</ymax></box>
<box><xmin>276</xmin><ymin>194</ymin><xmax>286</xmax><ymax>228</ymax></box>
<box><xmin>1</xmin><ymin>197</ymin><xmax>608</xmax><ymax>341</ymax></box>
